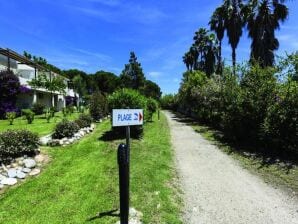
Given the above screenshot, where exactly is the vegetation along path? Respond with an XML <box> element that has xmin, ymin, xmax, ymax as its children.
<box><xmin>164</xmin><ymin>111</ymin><xmax>298</xmax><ymax>224</ymax></box>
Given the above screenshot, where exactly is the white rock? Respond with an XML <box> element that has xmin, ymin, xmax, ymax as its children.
<box><xmin>0</xmin><ymin>174</ymin><xmax>6</xmax><ymax>180</ymax></box>
<box><xmin>16</xmin><ymin>170</ymin><xmax>26</xmax><ymax>179</ymax></box>
<box><xmin>24</xmin><ymin>159</ymin><xmax>36</xmax><ymax>168</ymax></box>
<box><xmin>1</xmin><ymin>177</ymin><xmax>17</xmax><ymax>186</ymax></box>
<box><xmin>69</xmin><ymin>138</ymin><xmax>74</xmax><ymax>143</ymax></box>
<box><xmin>7</xmin><ymin>168</ymin><xmax>17</xmax><ymax>178</ymax></box>
<box><xmin>40</xmin><ymin>134</ymin><xmax>52</xmax><ymax>145</ymax></box>
<box><xmin>34</xmin><ymin>154</ymin><xmax>45</xmax><ymax>163</ymax></box>
<box><xmin>29</xmin><ymin>168</ymin><xmax>40</xmax><ymax>176</ymax></box>
<box><xmin>59</xmin><ymin>140</ymin><xmax>64</xmax><ymax>145</ymax></box>
<box><xmin>22</xmin><ymin>168</ymin><xmax>31</xmax><ymax>173</ymax></box>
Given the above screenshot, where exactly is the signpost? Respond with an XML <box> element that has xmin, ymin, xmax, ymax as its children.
<box><xmin>112</xmin><ymin>109</ymin><xmax>143</xmax><ymax>224</ymax></box>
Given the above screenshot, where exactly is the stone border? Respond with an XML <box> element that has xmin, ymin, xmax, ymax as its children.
<box><xmin>45</xmin><ymin>123</ymin><xmax>96</xmax><ymax>147</ymax></box>
<box><xmin>0</xmin><ymin>153</ymin><xmax>49</xmax><ymax>192</ymax></box>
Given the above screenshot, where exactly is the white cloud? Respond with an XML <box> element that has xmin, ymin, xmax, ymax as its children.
<box><xmin>148</xmin><ymin>71</ymin><xmax>162</xmax><ymax>78</ymax></box>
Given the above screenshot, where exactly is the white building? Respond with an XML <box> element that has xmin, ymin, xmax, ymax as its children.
<box><xmin>0</xmin><ymin>48</ymin><xmax>79</xmax><ymax>111</ymax></box>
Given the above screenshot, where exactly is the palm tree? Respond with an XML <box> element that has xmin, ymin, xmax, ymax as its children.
<box><xmin>209</xmin><ymin>5</ymin><xmax>226</xmax><ymax>75</ymax></box>
<box><xmin>224</xmin><ymin>0</ymin><xmax>245</xmax><ymax>75</ymax></box>
<box><xmin>246</xmin><ymin>0</ymin><xmax>288</xmax><ymax>67</ymax></box>
<box><xmin>193</xmin><ymin>29</ymin><xmax>209</xmax><ymax>68</ymax></box>
<box><xmin>183</xmin><ymin>52</ymin><xmax>193</xmax><ymax>71</ymax></box>
<box><xmin>204</xmin><ymin>33</ymin><xmax>220</xmax><ymax>76</ymax></box>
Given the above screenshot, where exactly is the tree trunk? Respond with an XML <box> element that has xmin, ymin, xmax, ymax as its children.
<box><xmin>232</xmin><ymin>47</ymin><xmax>236</xmax><ymax>76</ymax></box>
<box><xmin>218</xmin><ymin>41</ymin><xmax>222</xmax><ymax>75</ymax></box>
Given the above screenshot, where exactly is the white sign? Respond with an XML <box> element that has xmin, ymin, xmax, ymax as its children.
<box><xmin>112</xmin><ymin>109</ymin><xmax>144</xmax><ymax>127</ymax></box>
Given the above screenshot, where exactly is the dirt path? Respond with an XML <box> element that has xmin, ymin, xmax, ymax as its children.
<box><xmin>164</xmin><ymin>111</ymin><xmax>298</xmax><ymax>224</ymax></box>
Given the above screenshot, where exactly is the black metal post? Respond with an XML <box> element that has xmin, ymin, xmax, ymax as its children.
<box><xmin>158</xmin><ymin>109</ymin><xmax>160</xmax><ymax>121</ymax></box>
<box><xmin>117</xmin><ymin>143</ymin><xmax>130</xmax><ymax>224</ymax></box>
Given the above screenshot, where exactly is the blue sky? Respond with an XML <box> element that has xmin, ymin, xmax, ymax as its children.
<box><xmin>1</xmin><ymin>0</ymin><xmax>298</xmax><ymax>94</ymax></box>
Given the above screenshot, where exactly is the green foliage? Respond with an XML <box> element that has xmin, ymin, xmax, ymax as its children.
<box><xmin>29</xmin><ymin>73</ymin><xmax>66</xmax><ymax>94</ymax></box>
<box><xmin>73</xmin><ymin>75</ymin><xmax>87</xmax><ymax>96</ymax></box>
<box><xmin>89</xmin><ymin>92</ymin><xmax>108</xmax><ymax>121</ymax></box>
<box><xmin>78</xmin><ymin>105</ymin><xmax>85</xmax><ymax>113</ymax></box>
<box><xmin>52</xmin><ymin>119</ymin><xmax>80</xmax><ymax>139</ymax></box>
<box><xmin>50</xmin><ymin>106</ymin><xmax>56</xmax><ymax>117</ymax></box>
<box><xmin>22</xmin><ymin>109</ymin><xmax>35</xmax><ymax>124</ymax></box>
<box><xmin>32</xmin><ymin>102</ymin><xmax>45</xmax><ymax>115</ymax></box>
<box><xmin>262</xmin><ymin>80</ymin><xmax>298</xmax><ymax>153</ymax></box>
<box><xmin>75</xmin><ymin>114</ymin><xmax>92</xmax><ymax>129</ymax></box>
<box><xmin>160</xmin><ymin>94</ymin><xmax>178</xmax><ymax>110</ymax></box>
<box><xmin>108</xmin><ymin>88</ymin><xmax>147</xmax><ymax>135</ymax></box>
<box><xmin>108</xmin><ymin>88</ymin><xmax>147</xmax><ymax>111</ymax></box>
<box><xmin>146</xmin><ymin>98</ymin><xmax>158</xmax><ymax>121</ymax></box>
<box><xmin>119</xmin><ymin>52</ymin><xmax>146</xmax><ymax>90</ymax></box>
<box><xmin>0</xmin><ymin>130</ymin><xmax>39</xmax><ymax>162</ymax></box>
<box><xmin>5</xmin><ymin>112</ymin><xmax>16</xmax><ymax>125</ymax></box>
<box><xmin>44</xmin><ymin>108</ymin><xmax>52</xmax><ymax>123</ymax></box>
<box><xmin>93</xmin><ymin>71</ymin><xmax>120</xmax><ymax>93</ymax></box>
<box><xmin>176</xmin><ymin>60</ymin><xmax>298</xmax><ymax>156</ymax></box>
<box><xmin>142</xmin><ymin>80</ymin><xmax>162</xmax><ymax>100</ymax></box>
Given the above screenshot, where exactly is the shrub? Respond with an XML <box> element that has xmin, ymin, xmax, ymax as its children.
<box><xmin>66</xmin><ymin>105</ymin><xmax>75</xmax><ymax>114</ymax></box>
<box><xmin>79</xmin><ymin>105</ymin><xmax>85</xmax><ymax>113</ymax></box>
<box><xmin>50</xmin><ymin>106</ymin><xmax>56</xmax><ymax>117</ymax></box>
<box><xmin>0</xmin><ymin>70</ymin><xmax>20</xmax><ymax>118</ymax></box>
<box><xmin>22</xmin><ymin>109</ymin><xmax>35</xmax><ymax>124</ymax></box>
<box><xmin>75</xmin><ymin>114</ymin><xmax>92</xmax><ymax>129</ymax></box>
<box><xmin>0</xmin><ymin>130</ymin><xmax>39</xmax><ymax>162</ymax></box>
<box><xmin>44</xmin><ymin>108</ymin><xmax>52</xmax><ymax>123</ymax></box>
<box><xmin>262</xmin><ymin>79</ymin><xmax>298</xmax><ymax>154</ymax></box>
<box><xmin>52</xmin><ymin>119</ymin><xmax>80</xmax><ymax>139</ymax></box>
<box><xmin>89</xmin><ymin>92</ymin><xmax>108</xmax><ymax>121</ymax></box>
<box><xmin>6</xmin><ymin>112</ymin><xmax>16</xmax><ymax>125</ymax></box>
<box><xmin>108</xmin><ymin>89</ymin><xmax>146</xmax><ymax>136</ymax></box>
<box><xmin>160</xmin><ymin>94</ymin><xmax>178</xmax><ymax>110</ymax></box>
<box><xmin>146</xmin><ymin>98</ymin><xmax>158</xmax><ymax>121</ymax></box>
<box><xmin>31</xmin><ymin>102</ymin><xmax>45</xmax><ymax>115</ymax></box>
<box><xmin>108</xmin><ymin>88</ymin><xmax>147</xmax><ymax>112</ymax></box>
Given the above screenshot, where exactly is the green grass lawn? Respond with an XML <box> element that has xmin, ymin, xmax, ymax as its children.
<box><xmin>0</xmin><ymin>112</ymin><xmax>182</xmax><ymax>224</ymax></box>
<box><xmin>0</xmin><ymin>112</ymin><xmax>81</xmax><ymax>137</ymax></box>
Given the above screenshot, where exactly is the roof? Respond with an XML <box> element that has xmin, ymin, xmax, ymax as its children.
<box><xmin>0</xmin><ymin>48</ymin><xmax>48</xmax><ymax>71</ymax></box>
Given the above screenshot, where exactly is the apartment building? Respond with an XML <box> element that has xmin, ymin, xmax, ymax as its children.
<box><xmin>0</xmin><ymin>48</ymin><xmax>79</xmax><ymax>111</ymax></box>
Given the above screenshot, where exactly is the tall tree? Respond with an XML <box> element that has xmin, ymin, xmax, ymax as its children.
<box><xmin>224</xmin><ymin>0</ymin><xmax>245</xmax><ymax>75</ymax></box>
<box><xmin>142</xmin><ymin>80</ymin><xmax>162</xmax><ymax>100</ymax></box>
<box><xmin>209</xmin><ymin>5</ymin><xmax>226</xmax><ymax>74</ymax></box>
<box><xmin>246</xmin><ymin>0</ymin><xmax>288</xmax><ymax>67</ymax></box>
<box><xmin>120</xmin><ymin>52</ymin><xmax>146</xmax><ymax>90</ymax></box>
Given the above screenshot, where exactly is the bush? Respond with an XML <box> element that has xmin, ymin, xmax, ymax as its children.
<box><xmin>160</xmin><ymin>94</ymin><xmax>178</xmax><ymax>110</ymax></box>
<box><xmin>50</xmin><ymin>106</ymin><xmax>56</xmax><ymax>117</ymax></box>
<box><xmin>0</xmin><ymin>70</ymin><xmax>20</xmax><ymax>118</ymax></box>
<box><xmin>146</xmin><ymin>98</ymin><xmax>158</xmax><ymax>121</ymax></box>
<box><xmin>108</xmin><ymin>89</ymin><xmax>147</xmax><ymax>136</ymax></box>
<box><xmin>262</xmin><ymin>79</ymin><xmax>298</xmax><ymax>154</ymax></box>
<box><xmin>44</xmin><ymin>108</ymin><xmax>52</xmax><ymax>123</ymax></box>
<box><xmin>31</xmin><ymin>102</ymin><xmax>45</xmax><ymax>115</ymax></box>
<box><xmin>75</xmin><ymin>114</ymin><xmax>92</xmax><ymax>129</ymax></box>
<box><xmin>89</xmin><ymin>92</ymin><xmax>108</xmax><ymax>121</ymax></box>
<box><xmin>0</xmin><ymin>130</ymin><xmax>39</xmax><ymax>162</ymax></box>
<box><xmin>6</xmin><ymin>112</ymin><xmax>16</xmax><ymax>125</ymax></box>
<box><xmin>52</xmin><ymin>119</ymin><xmax>80</xmax><ymax>139</ymax></box>
<box><xmin>22</xmin><ymin>109</ymin><xmax>35</xmax><ymax>124</ymax></box>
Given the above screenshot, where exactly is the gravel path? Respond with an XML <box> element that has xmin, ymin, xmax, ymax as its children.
<box><xmin>164</xmin><ymin>111</ymin><xmax>298</xmax><ymax>224</ymax></box>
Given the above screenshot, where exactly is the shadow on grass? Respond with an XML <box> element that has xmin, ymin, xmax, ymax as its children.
<box><xmin>87</xmin><ymin>209</ymin><xmax>119</xmax><ymax>222</ymax></box>
<box><xmin>99</xmin><ymin>128</ymin><xmax>143</xmax><ymax>142</ymax></box>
